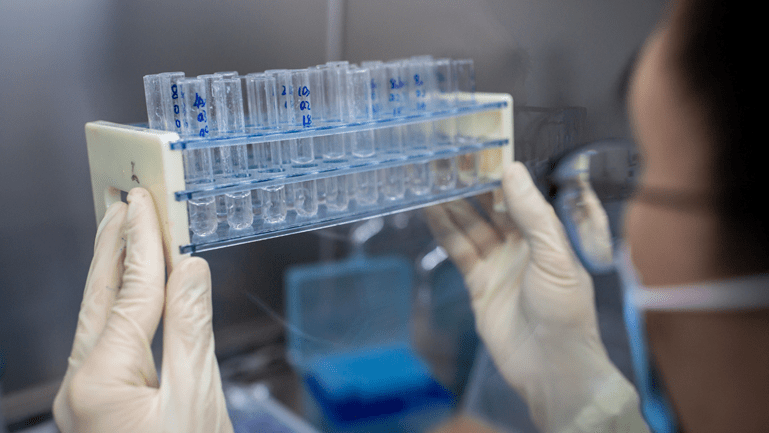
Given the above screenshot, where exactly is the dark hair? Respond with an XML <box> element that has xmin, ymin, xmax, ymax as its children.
<box><xmin>671</xmin><ymin>0</ymin><xmax>769</xmax><ymax>274</ymax></box>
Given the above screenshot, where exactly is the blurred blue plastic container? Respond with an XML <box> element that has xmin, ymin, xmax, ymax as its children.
<box><xmin>226</xmin><ymin>383</ymin><xmax>321</xmax><ymax>433</ymax></box>
<box><xmin>285</xmin><ymin>255</ymin><xmax>452</xmax><ymax>432</ymax></box>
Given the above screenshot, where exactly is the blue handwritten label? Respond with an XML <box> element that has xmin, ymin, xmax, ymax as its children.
<box><xmin>390</xmin><ymin>78</ymin><xmax>405</xmax><ymax>89</ymax></box>
<box><xmin>193</xmin><ymin>93</ymin><xmax>205</xmax><ymax>108</ymax></box>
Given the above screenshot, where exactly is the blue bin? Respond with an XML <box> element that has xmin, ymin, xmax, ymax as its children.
<box><xmin>285</xmin><ymin>255</ymin><xmax>453</xmax><ymax>432</ymax></box>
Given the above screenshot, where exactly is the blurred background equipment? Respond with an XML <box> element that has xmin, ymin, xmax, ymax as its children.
<box><xmin>284</xmin><ymin>218</ymin><xmax>452</xmax><ymax>432</ymax></box>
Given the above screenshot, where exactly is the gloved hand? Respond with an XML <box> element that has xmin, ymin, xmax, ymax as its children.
<box><xmin>425</xmin><ymin>162</ymin><xmax>646</xmax><ymax>433</ymax></box>
<box><xmin>572</xmin><ymin>177</ymin><xmax>614</xmax><ymax>269</ymax></box>
<box><xmin>53</xmin><ymin>188</ymin><xmax>233</xmax><ymax>433</ymax></box>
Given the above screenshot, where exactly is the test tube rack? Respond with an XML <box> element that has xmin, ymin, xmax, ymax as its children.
<box><xmin>85</xmin><ymin>92</ymin><xmax>513</xmax><ymax>268</ymax></box>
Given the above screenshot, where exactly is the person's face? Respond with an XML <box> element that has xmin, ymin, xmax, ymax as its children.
<box><xmin>624</xmin><ymin>24</ymin><xmax>717</xmax><ymax>286</ymax></box>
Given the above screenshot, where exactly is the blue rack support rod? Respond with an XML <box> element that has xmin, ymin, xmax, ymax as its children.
<box><xmin>85</xmin><ymin>92</ymin><xmax>513</xmax><ymax>269</ymax></box>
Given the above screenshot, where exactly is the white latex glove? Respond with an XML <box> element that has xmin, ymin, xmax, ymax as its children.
<box><xmin>425</xmin><ymin>162</ymin><xmax>647</xmax><ymax>433</ymax></box>
<box><xmin>53</xmin><ymin>188</ymin><xmax>233</xmax><ymax>433</ymax></box>
<box><xmin>572</xmin><ymin>178</ymin><xmax>614</xmax><ymax>268</ymax></box>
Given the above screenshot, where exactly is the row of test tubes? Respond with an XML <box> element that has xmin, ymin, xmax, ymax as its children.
<box><xmin>143</xmin><ymin>56</ymin><xmax>478</xmax><ymax>238</ymax></box>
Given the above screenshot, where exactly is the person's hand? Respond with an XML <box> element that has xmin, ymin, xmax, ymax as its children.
<box><xmin>53</xmin><ymin>188</ymin><xmax>233</xmax><ymax>433</ymax></box>
<box><xmin>425</xmin><ymin>162</ymin><xmax>644</xmax><ymax>432</ymax></box>
<box><xmin>566</xmin><ymin>177</ymin><xmax>614</xmax><ymax>270</ymax></box>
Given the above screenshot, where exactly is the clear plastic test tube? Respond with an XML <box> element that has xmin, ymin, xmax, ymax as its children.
<box><xmin>453</xmin><ymin>59</ymin><xmax>479</xmax><ymax>186</ymax></box>
<box><xmin>246</xmin><ymin>73</ymin><xmax>280</xmax><ymax>171</ymax></box>
<box><xmin>178</xmin><ymin>77</ymin><xmax>218</xmax><ymax>237</ymax></box>
<box><xmin>307</xmin><ymin>65</ymin><xmax>344</xmax><ymax>211</ymax></box>
<box><xmin>371</xmin><ymin>61</ymin><xmax>407</xmax><ymax>200</ymax></box>
<box><xmin>246</xmin><ymin>73</ymin><xmax>287</xmax><ymax>223</ymax></box>
<box><xmin>412</xmin><ymin>58</ymin><xmax>457</xmax><ymax>191</ymax></box>
<box><xmin>453</xmin><ymin>59</ymin><xmax>476</xmax><ymax>107</ymax></box>
<box><xmin>265</xmin><ymin>69</ymin><xmax>294</xmax><ymax>169</ymax></box>
<box><xmin>305</xmin><ymin>66</ymin><xmax>330</xmax><ymax>206</ymax></box>
<box><xmin>360</xmin><ymin>60</ymin><xmax>391</xmax><ymax>154</ymax></box>
<box><xmin>364</xmin><ymin>60</ymin><xmax>404</xmax><ymax>203</ymax></box>
<box><xmin>346</xmin><ymin>67</ymin><xmax>378</xmax><ymax>206</ymax></box>
<box><xmin>288</xmin><ymin>69</ymin><xmax>315</xmax><ymax>164</ymax></box>
<box><xmin>433</xmin><ymin>58</ymin><xmax>457</xmax><ymax>142</ymax></box>
<box><xmin>405</xmin><ymin>59</ymin><xmax>430</xmax><ymax>150</ymax></box>
<box><xmin>390</xmin><ymin>60</ymin><xmax>432</xmax><ymax>196</ymax></box>
<box><xmin>315</xmin><ymin>62</ymin><xmax>352</xmax><ymax>212</ymax></box>
<box><xmin>143</xmin><ymin>74</ymin><xmax>171</xmax><ymax>131</ymax></box>
<box><xmin>287</xmin><ymin>68</ymin><xmax>318</xmax><ymax>218</ymax></box>
<box><xmin>264</xmin><ymin>69</ymin><xmax>297</xmax><ymax>211</ymax></box>
<box><xmin>198</xmin><ymin>74</ymin><xmax>229</xmax><ymax>222</ymax></box>
<box><xmin>346</xmin><ymin>67</ymin><xmax>375</xmax><ymax>157</ymax></box>
<box><xmin>319</xmin><ymin>61</ymin><xmax>349</xmax><ymax>159</ymax></box>
<box><xmin>143</xmin><ymin>72</ymin><xmax>185</xmax><ymax>133</ymax></box>
<box><xmin>405</xmin><ymin>57</ymin><xmax>436</xmax><ymax>148</ymax></box>
<box><xmin>213</xmin><ymin>77</ymin><xmax>253</xmax><ymax>230</ymax></box>
<box><xmin>407</xmin><ymin>56</ymin><xmax>436</xmax><ymax>115</ymax></box>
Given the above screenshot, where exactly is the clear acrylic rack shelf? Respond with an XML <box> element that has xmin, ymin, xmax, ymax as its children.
<box><xmin>85</xmin><ymin>93</ymin><xmax>512</xmax><ymax>268</ymax></box>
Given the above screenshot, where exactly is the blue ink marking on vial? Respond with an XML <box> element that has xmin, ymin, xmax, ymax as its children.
<box><xmin>193</xmin><ymin>93</ymin><xmax>205</xmax><ymax>108</ymax></box>
<box><xmin>389</xmin><ymin>78</ymin><xmax>405</xmax><ymax>90</ymax></box>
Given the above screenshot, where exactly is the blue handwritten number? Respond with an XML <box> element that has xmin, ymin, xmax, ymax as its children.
<box><xmin>174</xmin><ymin>105</ymin><xmax>180</xmax><ymax>114</ymax></box>
<box><xmin>299</xmin><ymin>101</ymin><xmax>310</xmax><ymax>111</ymax></box>
<box><xmin>298</xmin><ymin>86</ymin><xmax>310</xmax><ymax>97</ymax></box>
<box><xmin>193</xmin><ymin>93</ymin><xmax>205</xmax><ymax>108</ymax></box>
<box><xmin>197</xmin><ymin>110</ymin><xmax>207</xmax><ymax>122</ymax></box>
<box><xmin>199</xmin><ymin>125</ymin><xmax>209</xmax><ymax>137</ymax></box>
<box><xmin>171</xmin><ymin>84</ymin><xmax>178</xmax><ymax>99</ymax></box>
<box><xmin>175</xmin><ymin>119</ymin><xmax>181</xmax><ymax>128</ymax></box>
<box><xmin>302</xmin><ymin>114</ymin><xmax>312</xmax><ymax>127</ymax></box>
<box><xmin>282</xmin><ymin>86</ymin><xmax>286</xmax><ymax>96</ymax></box>
<box><xmin>390</xmin><ymin>78</ymin><xmax>405</xmax><ymax>89</ymax></box>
